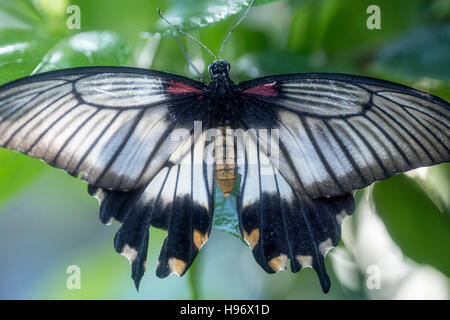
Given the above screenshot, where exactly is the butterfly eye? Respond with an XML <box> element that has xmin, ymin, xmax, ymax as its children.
<box><xmin>208</xmin><ymin>61</ymin><xmax>231</xmax><ymax>76</ymax></box>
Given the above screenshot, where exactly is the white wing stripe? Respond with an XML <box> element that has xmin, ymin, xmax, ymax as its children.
<box><xmin>59</xmin><ymin>109</ymin><xmax>119</xmax><ymax>171</ymax></box>
<box><xmin>364</xmin><ymin>114</ymin><xmax>411</xmax><ymax>172</ymax></box>
<box><xmin>0</xmin><ymin>84</ymin><xmax>72</xmax><ymax>133</ymax></box>
<box><xmin>75</xmin><ymin>73</ymin><xmax>167</xmax><ymax>107</ymax></box>
<box><xmin>110</xmin><ymin>108</ymin><xmax>171</xmax><ymax>188</ymax></box>
<box><xmin>26</xmin><ymin>100</ymin><xmax>81</xmax><ymax>156</ymax></box>
<box><xmin>273</xmin><ymin>113</ymin><xmax>320</xmax><ymax>193</ymax></box>
<box><xmin>0</xmin><ymin>80</ymin><xmax>68</xmax><ymax>105</ymax></box>
<box><xmin>310</xmin><ymin>119</ymin><xmax>355</xmax><ymax>188</ymax></box>
<box><xmin>375</xmin><ymin>103</ymin><xmax>440</xmax><ymax>162</ymax></box>
<box><xmin>369</xmin><ymin>108</ymin><xmax>420</xmax><ymax>165</ymax></box>
<box><xmin>3</xmin><ymin>90</ymin><xmax>73</xmax><ymax>149</ymax></box>
<box><xmin>51</xmin><ymin>108</ymin><xmax>101</xmax><ymax>164</ymax></box>
<box><xmin>82</xmin><ymin>110</ymin><xmax>142</xmax><ymax>184</ymax></box>
<box><xmin>29</xmin><ymin>106</ymin><xmax>92</xmax><ymax>160</ymax></box>
<box><xmin>377</xmin><ymin>99</ymin><xmax>440</xmax><ymax>162</ymax></box>
<box><xmin>331</xmin><ymin>119</ymin><xmax>380</xmax><ymax>182</ymax></box>
<box><xmin>72</xmin><ymin>111</ymin><xmax>123</xmax><ymax>176</ymax></box>
<box><xmin>377</xmin><ymin>92</ymin><xmax>450</xmax><ymax>129</ymax></box>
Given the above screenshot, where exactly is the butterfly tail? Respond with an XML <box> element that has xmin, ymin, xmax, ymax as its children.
<box><xmin>154</xmin><ymin>196</ymin><xmax>212</xmax><ymax>278</ymax></box>
<box><xmin>88</xmin><ymin>185</ymin><xmax>152</xmax><ymax>290</ymax></box>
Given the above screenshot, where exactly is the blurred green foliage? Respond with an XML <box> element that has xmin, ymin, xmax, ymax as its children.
<box><xmin>373</xmin><ymin>173</ymin><xmax>450</xmax><ymax>277</ymax></box>
<box><xmin>0</xmin><ymin>0</ymin><xmax>449</xmax><ymax>299</ymax></box>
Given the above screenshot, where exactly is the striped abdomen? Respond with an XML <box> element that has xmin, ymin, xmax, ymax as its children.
<box><xmin>214</xmin><ymin>126</ymin><xmax>236</xmax><ymax>197</ymax></box>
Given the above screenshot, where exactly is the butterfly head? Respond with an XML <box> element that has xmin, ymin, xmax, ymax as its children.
<box><xmin>208</xmin><ymin>60</ymin><xmax>231</xmax><ymax>80</ymax></box>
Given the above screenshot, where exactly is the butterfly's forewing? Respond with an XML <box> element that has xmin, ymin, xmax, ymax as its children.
<box><xmin>239</xmin><ymin>73</ymin><xmax>450</xmax><ymax>199</ymax></box>
<box><xmin>0</xmin><ymin>67</ymin><xmax>206</xmax><ymax>191</ymax></box>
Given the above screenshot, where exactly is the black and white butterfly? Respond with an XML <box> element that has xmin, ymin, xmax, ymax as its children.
<box><xmin>1</xmin><ymin>8</ymin><xmax>449</xmax><ymax>294</ymax></box>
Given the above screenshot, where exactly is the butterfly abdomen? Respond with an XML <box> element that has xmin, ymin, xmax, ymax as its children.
<box><xmin>215</xmin><ymin>126</ymin><xmax>236</xmax><ymax>197</ymax></box>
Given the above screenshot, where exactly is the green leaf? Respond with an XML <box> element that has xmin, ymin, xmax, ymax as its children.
<box><xmin>288</xmin><ymin>0</ymin><xmax>432</xmax><ymax>58</ymax></box>
<box><xmin>150</xmin><ymin>0</ymin><xmax>280</xmax><ymax>37</ymax></box>
<box><xmin>234</xmin><ymin>51</ymin><xmax>356</xmax><ymax>81</ymax></box>
<box><xmin>213</xmin><ymin>178</ymin><xmax>241</xmax><ymax>239</ymax></box>
<box><xmin>0</xmin><ymin>28</ymin><xmax>57</xmax><ymax>83</ymax></box>
<box><xmin>0</xmin><ymin>150</ymin><xmax>48</xmax><ymax>207</ymax></box>
<box><xmin>373</xmin><ymin>24</ymin><xmax>450</xmax><ymax>82</ymax></box>
<box><xmin>0</xmin><ymin>0</ymin><xmax>44</xmax><ymax>28</ymax></box>
<box><xmin>429</xmin><ymin>0</ymin><xmax>450</xmax><ymax>22</ymax></box>
<box><xmin>33</xmin><ymin>31</ymin><xmax>131</xmax><ymax>73</ymax></box>
<box><xmin>0</xmin><ymin>30</ymin><xmax>131</xmax><ymax>84</ymax></box>
<box><xmin>372</xmin><ymin>174</ymin><xmax>450</xmax><ymax>277</ymax></box>
<box><xmin>424</xmin><ymin>163</ymin><xmax>450</xmax><ymax>213</ymax></box>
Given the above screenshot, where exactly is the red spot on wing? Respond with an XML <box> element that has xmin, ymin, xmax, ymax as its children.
<box><xmin>168</xmin><ymin>80</ymin><xmax>202</xmax><ymax>95</ymax></box>
<box><xmin>242</xmin><ymin>82</ymin><xmax>278</xmax><ymax>97</ymax></box>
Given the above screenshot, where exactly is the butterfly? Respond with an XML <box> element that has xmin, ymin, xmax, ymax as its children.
<box><xmin>1</xmin><ymin>6</ymin><xmax>449</xmax><ymax>294</ymax></box>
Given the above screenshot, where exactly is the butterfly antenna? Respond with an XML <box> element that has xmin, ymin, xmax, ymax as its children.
<box><xmin>157</xmin><ymin>8</ymin><xmax>217</xmax><ymax>61</ymax></box>
<box><xmin>218</xmin><ymin>0</ymin><xmax>255</xmax><ymax>60</ymax></box>
<box><xmin>175</xmin><ymin>37</ymin><xmax>206</xmax><ymax>83</ymax></box>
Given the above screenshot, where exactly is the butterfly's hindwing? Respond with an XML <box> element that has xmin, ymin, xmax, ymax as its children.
<box><xmin>235</xmin><ymin>128</ymin><xmax>355</xmax><ymax>292</ymax></box>
<box><xmin>88</xmin><ymin>131</ymin><xmax>215</xmax><ymax>288</ymax></box>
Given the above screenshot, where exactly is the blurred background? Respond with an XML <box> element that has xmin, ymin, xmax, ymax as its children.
<box><xmin>0</xmin><ymin>0</ymin><xmax>449</xmax><ymax>299</ymax></box>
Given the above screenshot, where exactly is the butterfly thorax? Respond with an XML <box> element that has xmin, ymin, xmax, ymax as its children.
<box><xmin>206</xmin><ymin>60</ymin><xmax>239</xmax><ymax>122</ymax></box>
<box><xmin>207</xmin><ymin>60</ymin><xmax>238</xmax><ymax>196</ymax></box>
